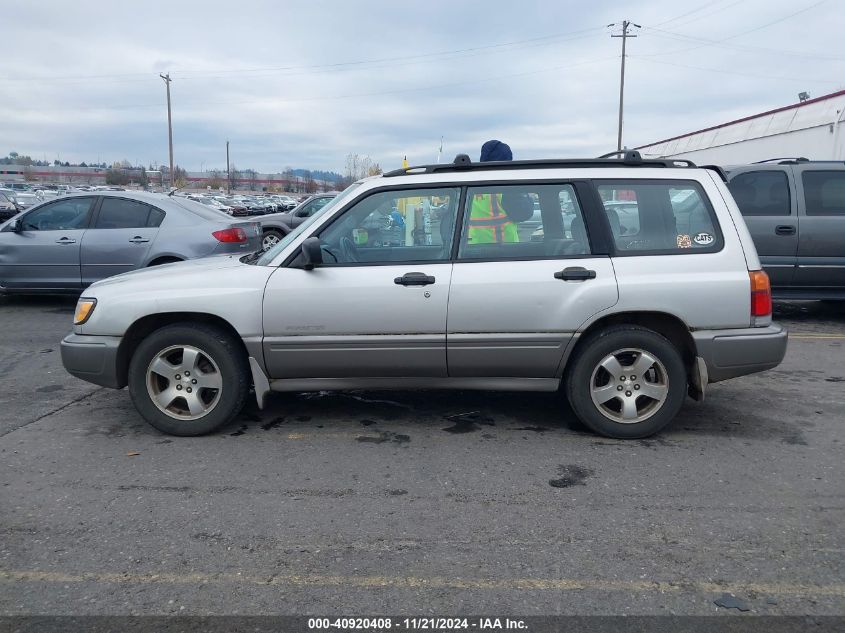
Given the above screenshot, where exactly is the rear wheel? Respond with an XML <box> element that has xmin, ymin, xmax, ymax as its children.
<box><xmin>565</xmin><ymin>326</ymin><xmax>687</xmax><ymax>439</ymax></box>
<box><xmin>262</xmin><ymin>229</ymin><xmax>284</xmax><ymax>251</ymax></box>
<box><xmin>128</xmin><ymin>323</ymin><xmax>249</xmax><ymax>436</ymax></box>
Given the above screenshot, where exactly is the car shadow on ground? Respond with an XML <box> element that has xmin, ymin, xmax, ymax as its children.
<box><xmin>0</xmin><ymin>294</ymin><xmax>77</xmax><ymax>312</ymax></box>
<box><xmin>774</xmin><ymin>299</ymin><xmax>845</xmax><ymax>325</ymax></box>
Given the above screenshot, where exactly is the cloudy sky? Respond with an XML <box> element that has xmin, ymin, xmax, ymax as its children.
<box><xmin>2</xmin><ymin>0</ymin><xmax>842</xmax><ymax>174</ymax></box>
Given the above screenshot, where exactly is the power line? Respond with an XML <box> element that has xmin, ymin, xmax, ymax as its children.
<box><xmin>639</xmin><ymin>0</ymin><xmax>830</xmax><ymax>58</ymax></box>
<box><xmin>631</xmin><ymin>56</ymin><xmax>841</xmax><ymax>85</ymax></box>
<box><xmin>2</xmin><ymin>55</ymin><xmax>619</xmax><ymax>114</ymax></box>
<box><xmin>641</xmin><ymin>25</ymin><xmax>845</xmax><ymax>60</ymax></box>
<box><xmin>0</xmin><ymin>25</ymin><xmax>604</xmax><ymax>84</ymax></box>
<box><xmin>651</xmin><ymin>0</ymin><xmax>725</xmax><ymax>28</ymax></box>
<box><xmin>660</xmin><ymin>0</ymin><xmax>747</xmax><ymax>30</ymax></box>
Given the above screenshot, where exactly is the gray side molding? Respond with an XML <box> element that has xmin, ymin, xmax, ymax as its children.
<box><xmin>248</xmin><ymin>357</ymin><xmax>271</xmax><ymax>409</ymax></box>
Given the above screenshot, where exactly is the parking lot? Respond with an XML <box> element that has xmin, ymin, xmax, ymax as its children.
<box><xmin>0</xmin><ymin>296</ymin><xmax>843</xmax><ymax>615</ymax></box>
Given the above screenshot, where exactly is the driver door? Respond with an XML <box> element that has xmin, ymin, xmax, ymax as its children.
<box><xmin>262</xmin><ymin>187</ymin><xmax>459</xmax><ymax>379</ymax></box>
<box><xmin>0</xmin><ymin>197</ymin><xmax>95</xmax><ymax>291</ymax></box>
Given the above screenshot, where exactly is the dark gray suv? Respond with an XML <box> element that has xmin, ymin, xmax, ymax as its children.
<box><xmin>726</xmin><ymin>160</ymin><xmax>845</xmax><ymax>300</ymax></box>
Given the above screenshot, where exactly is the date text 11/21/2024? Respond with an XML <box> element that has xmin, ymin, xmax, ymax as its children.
<box><xmin>307</xmin><ymin>618</ymin><xmax>528</xmax><ymax>630</ymax></box>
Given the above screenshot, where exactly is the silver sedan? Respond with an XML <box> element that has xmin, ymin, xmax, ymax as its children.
<box><xmin>0</xmin><ymin>191</ymin><xmax>261</xmax><ymax>293</ymax></box>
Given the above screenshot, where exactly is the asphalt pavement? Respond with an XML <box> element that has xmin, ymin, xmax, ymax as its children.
<box><xmin>0</xmin><ymin>296</ymin><xmax>843</xmax><ymax>615</ymax></box>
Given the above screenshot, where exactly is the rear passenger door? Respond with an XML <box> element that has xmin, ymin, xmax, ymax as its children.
<box><xmin>793</xmin><ymin>167</ymin><xmax>845</xmax><ymax>291</ymax></box>
<box><xmin>81</xmin><ymin>197</ymin><xmax>166</xmax><ymax>284</ymax></box>
<box><xmin>446</xmin><ymin>182</ymin><xmax>618</xmax><ymax>378</ymax></box>
<box><xmin>726</xmin><ymin>168</ymin><xmax>797</xmax><ymax>288</ymax></box>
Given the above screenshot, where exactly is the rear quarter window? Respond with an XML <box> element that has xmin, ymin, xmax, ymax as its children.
<box><xmin>802</xmin><ymin>170</ymin><xmax>845</xmax><ymax>216</ymax></box>
<box><xmin>595</xmin><ymin>179</ymin><xmax>723</xmax><ymax>255</ymax></box>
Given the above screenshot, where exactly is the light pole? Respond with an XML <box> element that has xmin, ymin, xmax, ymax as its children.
<box><xmin>226</xmin><ymin>140</ymin><xmax>230</xmax><ymax>194</ymax></box>
<box><xmin>159</xmin><ymin>73</ymin><xmax>174</xmax><ymax>187</ymax></box>
<box><xmin>609</xmin><ymin>21</ymin><xmax>640</xmax><ymax>152</ymax></box>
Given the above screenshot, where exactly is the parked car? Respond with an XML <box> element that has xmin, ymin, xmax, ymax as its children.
<box><xmin>213</xmin><ymin>196</ymin><xmax>248</xmax><ymax>217</ymax></box>
<box><xmin>0</xmin><ymin>190</ymin><xmax>21</xmax><ymax>222</ymax></box>
<box><xmin>258</xmin><ymin>193</ymin><xmax>339</xmax><ymax>250</ymax></box>
<box><xmin>0</xmin><ymin>191</ymin><xmax>261</xmax><ymax>293</ymax></box>
<box><xmin>60</xmin><ymin>152</ymin><xmax>786</xmax><ymax>439</ymax></box>
<box><xmin>726</xmin><ymin>159</ymin><xmax>845</xmax><ymax>300</ymax></box>
<box><xmin>13</xmin><ymin>190</ymin><xmax>45</xmax><ymax>209</ymax></box>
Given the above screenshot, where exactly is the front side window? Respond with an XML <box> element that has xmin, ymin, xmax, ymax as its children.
<box><xmin>802</xmin><ymin>171</ymin><xmax>845</xmax><ymax>216</ymax></box>
<box><xmin>727</xmin><ymin>170</ymin><xmax>791</xmax><ymax>216</ymax></box>
<box><xmin>21</xmin><ymin>197</ymin><xmax>94</xmax><ymax>231</ymax></box>
<box><xmin>458</xmin><ymin>183</ymin><xmax>590</xmax><ymax>260</ymax></box>
<box><xmin>596</xmin><ymin>180</ymin><xmax>722</xmax><ymax>253</ymax></box>
<box><xmin>318</xmin><ymin>188</ymin><xmax>459</xmax><ymax>265</ymax></box>
<box><xmin>96</xmin><ymin>198</ymin><xmax>162</xmax><ymax>229</ymax></box>
<box><xmin>298</xmin><ymin>196</ymin><xmax>333</xmax><ymax>217</ymax></box>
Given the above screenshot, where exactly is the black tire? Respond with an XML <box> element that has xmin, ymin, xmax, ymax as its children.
<box><xmin>564</xmin><ymin>325</ymin><xmax>687</xmax><ymax>439</ymax></box>
<box><xmin>127</xmin><ymin>322</ymin><xmax>250</xmax><ymax>436</ymax></box>
<box><xmin>261</xmin><ymin>229</ymin><xmax>284</xmax><ymax>251</ymax></box>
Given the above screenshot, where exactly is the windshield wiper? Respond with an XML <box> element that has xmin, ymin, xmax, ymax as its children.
<box><xmin>240</xmin><ymin>251</ymin><xmax>263</xmax><ymax>265</ymax></box>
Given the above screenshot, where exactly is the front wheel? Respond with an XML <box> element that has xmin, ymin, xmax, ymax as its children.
<box><xmin>564</xmin><ymin>326</ymin><xmax>687</xmax><ymax>439</ymax></box>
<box><xmin>128</xmin><ymin>323</ymin><xmax>249</xmax><ymax>436</ymax></box>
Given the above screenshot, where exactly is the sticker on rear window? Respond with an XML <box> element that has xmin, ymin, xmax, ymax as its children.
<box><xmin>676</xmin><ymin>234</ymin><xmax>692</xmax><ymax>248</ymax></box>
<box><xmin>693</xmin><ymin>232</ymin><xmax>714</xmax><ymax>246</ymax></box>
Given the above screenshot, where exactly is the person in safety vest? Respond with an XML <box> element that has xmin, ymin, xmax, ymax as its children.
<box><xmin>467</xmin><ymin>140</ymin><xmax>527</xmax><ymax>244</ymax></box>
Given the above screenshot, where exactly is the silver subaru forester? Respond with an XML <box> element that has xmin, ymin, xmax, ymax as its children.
<box><xmin>61</xmin><ymin>152</ymin><xmax>788</xmax><ymax>439</ymax></box>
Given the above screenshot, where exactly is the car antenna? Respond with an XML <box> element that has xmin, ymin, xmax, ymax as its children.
<box><xmin>167</xmin><ymin>185</ymin><xmax>186</xmax><ymax>197</ymax></box>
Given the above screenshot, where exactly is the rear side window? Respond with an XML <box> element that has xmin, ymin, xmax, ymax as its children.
<box><xmin>96</xmin><ymin>198</ymin><xmax>164</xmax><ymax>229</ymax></box>
<box><xmin>727</xmin><ymin>170</ymin><xmax>791</xmax><ymax>216</ymax></box>
<box><xmin>596</xmin><ymin>180</ymin><xmax>722</xmax><ymax>254</ymax></box>
<box><xmin>802</xmin><ymin>171</ymin><xmax>845</xmax><ymax>216</ymax></box>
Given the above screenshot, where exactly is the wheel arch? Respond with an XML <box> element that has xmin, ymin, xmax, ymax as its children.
<box><xmin>563</xmin><ymin>310</ymin><xmax>697</xmax><ymax>378</ymax></box>
<box><xmin>116</xmin><ymin>312</ymin><xmax>248</xmax><ymax>388</ymax></box>
<box><xmin>146</xmin><ymin>255</ymin><xmax>184</xmax><ymax>267</ymax></box>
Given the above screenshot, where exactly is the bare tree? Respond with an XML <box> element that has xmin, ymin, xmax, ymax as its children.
<box><xmin>345</xmin><ymin>153</ymin><xmax>381</xmax><ymax>182</ymax></box>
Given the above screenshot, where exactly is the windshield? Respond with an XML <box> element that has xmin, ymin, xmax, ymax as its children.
<box><xmin>255</xmin><ymin>183</ymin><xmax>362</xmax><ymax>266</ymax></box>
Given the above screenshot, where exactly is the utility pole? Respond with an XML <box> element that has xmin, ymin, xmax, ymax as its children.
<box><xmin>159</xmin><ymin>73</ymin><xmax>174</xmax><ymax>187</ymax></box>
<box><xmin>609</xmin><ymin>20</ymin><xmax>640</xmax><ymax>152</ymax></box>
<box><xmin>226</xmin><ymin>140</ymin><xmax>230</xmax><ymax>194</ymax></box>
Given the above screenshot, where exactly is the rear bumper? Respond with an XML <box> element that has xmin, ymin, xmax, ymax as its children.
<box><xmin>60</xmin><ymin>333</ymin><xmax>125</xmax><ymax>389</ymax></box>
<box><xmin>693</xmin><ymin>324</ymin><xmax>788</xmax><ymax>383</ymax></box>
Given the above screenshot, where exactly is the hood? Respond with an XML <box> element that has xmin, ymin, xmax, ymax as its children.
<box><xmin>89</xmin><ymin>254</ymin><xmax>245</xmax><ymax>289</ymax></box>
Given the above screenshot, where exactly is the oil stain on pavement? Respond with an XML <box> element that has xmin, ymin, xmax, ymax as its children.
<box><xmin>549</xmin><ymin>464</ymin><xmax>595</xmax><ymax>488</ymax></box>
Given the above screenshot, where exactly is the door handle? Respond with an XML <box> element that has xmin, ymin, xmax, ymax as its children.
<box><xmin>775</xmin><ymin>225</ymin><xmax>796</xmax><ymax>236</ymax></box>
<box><xmin>129</xmin><ymin>236</ymin><xmax>151</xmax><ymax>243</ymax></box>
<box><xmin>55</xmin><ymin>237</ymin><xmax>76</xmax><ymax>245</ymax></box>
<box><xmin>554</xmin><ymin>267</ymin><xmax>596</xmax><ymax>281</ymax></box>
<box><xmin>394</xmin><ymin>272</ymin><xmax>436</xmax><ymax>286</ymax></box>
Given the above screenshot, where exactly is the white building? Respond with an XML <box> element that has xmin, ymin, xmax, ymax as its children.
<box><xmin>636</xmin><ymin>89</ymin><xmax>845</xmax><ymax>164</ymax></box>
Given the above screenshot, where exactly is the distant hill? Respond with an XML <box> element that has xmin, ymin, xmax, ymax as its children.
<box><xmin>290</xmin><ymin>168</ymin><xmax>343</xmax><ymax>183</ymax></box>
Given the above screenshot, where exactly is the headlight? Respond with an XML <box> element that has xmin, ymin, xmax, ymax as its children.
<box><xmin>74</xmin><ymin>298</ymin><xmax>97</xmax><ymax>325</ymax></box>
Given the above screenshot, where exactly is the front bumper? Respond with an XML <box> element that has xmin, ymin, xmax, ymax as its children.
<box><xmin>693</xmin><ymin>324</ymin><xmax>788</xmax><ymax>383</ymax></box>
<box><xmin>60</xmin><ymin>333</ymin><xmax>125</xmax><ymax>389</ymax></box>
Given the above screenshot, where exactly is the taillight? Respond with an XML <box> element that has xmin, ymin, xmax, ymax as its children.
<box><xmin>212</xmin><ymin>227</ymin><xmax>248</xmax><ymax>243</ymax></box>
<box><xmin>749</xmin><ymin>270</ymin><xmax>772</xmax><ymax>317</ymax></box>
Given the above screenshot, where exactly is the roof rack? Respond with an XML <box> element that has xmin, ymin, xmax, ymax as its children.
<box><xmin>752</xmin><ymin>157</ymin><xmax>810</xmax><ymax>164</ymax></box>
<box><xmin>383</xmin><ymin>150</ymin><xmax>699</xmax><ymax>177</ymax></box>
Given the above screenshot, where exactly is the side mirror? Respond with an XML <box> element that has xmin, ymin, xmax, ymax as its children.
<box><xmin>12</xmin><ymin>218</ymin><xmax>23</xmax><ymax>233</ymax></box>
<box><xmin>300</xmin><ymin>237</ymin><xmax>323</xmax><ymax>270</ymax></box>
